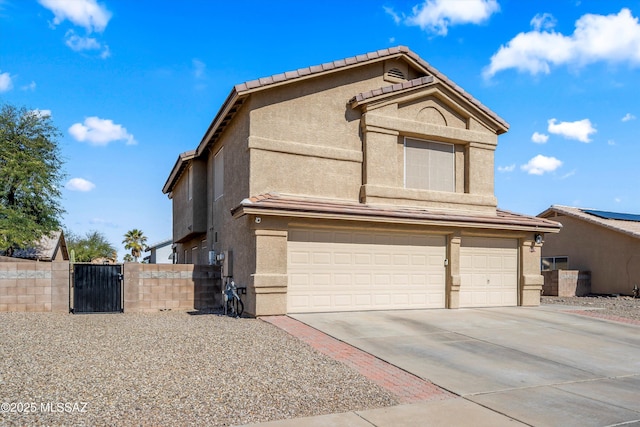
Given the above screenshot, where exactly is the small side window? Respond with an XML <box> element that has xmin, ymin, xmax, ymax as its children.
<box><xmin>541</xmin><ymin>256</ymin><xmax>569</xmax><ymax>271</ymax></box>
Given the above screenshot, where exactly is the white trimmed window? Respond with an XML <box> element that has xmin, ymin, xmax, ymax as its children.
<box><xmin>404</xmin><ymin>138</ymin><xmax>455</xmax><ymax>192</ymax></box>
<box><xmin>214</xmin><ymin>148</ymin><xmax>224</xmax><ymax>200</ymax></box>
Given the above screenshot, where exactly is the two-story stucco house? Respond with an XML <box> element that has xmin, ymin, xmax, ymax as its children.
<box><xmin>163</xmin><ymin>46</ymin><xmax>561</xmax><ymax>317</ymax></box>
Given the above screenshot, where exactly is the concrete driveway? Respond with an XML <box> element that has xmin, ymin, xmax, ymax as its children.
<box><xmin>292</xmin><ymin>306</ymin><xmax>640</xmax><ymax>427</ymax></box>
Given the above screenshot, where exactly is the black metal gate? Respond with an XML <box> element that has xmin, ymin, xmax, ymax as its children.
<box><xmin>72</xmin><ymin>264</ymin><xmax>124</xmax><ymax>313</ymax></box>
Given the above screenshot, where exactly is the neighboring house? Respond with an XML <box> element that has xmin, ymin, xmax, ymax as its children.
<box><xmin>163</xmin><ymin>46</ymin><xmax>561</xmax><ymax>316</ymax></box>
<box><xmin>538</xmin><ymin>205</ymin><xmax>640</xmax><ymax>295</ymax></box>
<box><xmin>144</xmin><ymin>238</ymin><xmax>174</xmax><ymax>264</ymax></box>
<box><xmin>0</xmin><ymin>230</ymin><xmax>69</xmax><ymax>262</ymax></box>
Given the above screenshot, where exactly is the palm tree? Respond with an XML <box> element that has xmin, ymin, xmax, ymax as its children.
<box><xmin>123</xmin><ymin>254</ymin><xmax>134</xmax><ymax>263</ymax></box>
<box><xmin>122</xmin><ymin>229</ymin><xmax>147</xmax><ymax>263</ymax></box>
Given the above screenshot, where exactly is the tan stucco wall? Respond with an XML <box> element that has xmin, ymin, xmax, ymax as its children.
<box><xmin>245</xmin><ymin>61</ymin><xmax>500</xmax><ymax>214</ymax></box>
<box><xmin>169</xmin><ymin>56</ymin><xmax>520</xmax><ymax>316</ymax></box>
<box><xmin>520</xmin><ymin>236</ymin><xmax>544</xmax><ymax>306</ymax></box>
<box><xmin>172</xmin><ymin>158</ymin><xmax>207</xmax><ymax>243</ymax></box>
<box><xmin>241</xmin><ymin>216</ymin><xmax>544</xmax><ymax>315</ymax></box>
<box><xmin>247</xmin><ymin>64</ymin><xmax>382</xmax><ymax>201</ymax></box>
<box><xmin>358</xmin><ymin>93</ymin><xmax>498</xmax><ymax>213</ymax></box>
<box><xmin>541</xmin><ymin>215</ymin><xmax>640</xmax><ymax>295</ymax></box>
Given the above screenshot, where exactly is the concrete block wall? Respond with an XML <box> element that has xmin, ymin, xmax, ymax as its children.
<box><xmin>123</xmin><ymin>264</ymin><xmax>220</xmax><ymax>313</ymax></box>
<box><xmin>542</xmin><ymin>270</ymin><xmax>591</xmax><ymax>297</ymax></box>
<box><xmin>1</xmin><ymin>261</ymin><xmax>219</xmax><ymax>314</ymax></box>
<box><xmin>0</xmin><ymin>261</ymin><xmax>70</xmax><ymax>312</ymax></box>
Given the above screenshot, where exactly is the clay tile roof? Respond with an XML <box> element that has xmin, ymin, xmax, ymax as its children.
<box><xmin>8</xmin><ymin>230</ymin><xmax>68</xmax><ymax>262</ymax></box>
<box><xmin>226</xmin><ymin>47</ymin><xmax>507</xmax><ymax>131</ymax></box>
<box><xmin>233</xmin><ymin>193</ymin><xmax>561</xmax><ymax>231</ymax></box>
<box><xmin>539</xmin><ymin>205</ymin><xmax>640</xmax><ymax>239</ymax></box>
<box><xmin>350</xmin><ymin>75</ymin><xmax>435</xmax><ymax>105</ymax></box>
<box><xmin>172</xmin><ymin>46</ymin><xmax>511</xmax><ymax>194</ymax></box>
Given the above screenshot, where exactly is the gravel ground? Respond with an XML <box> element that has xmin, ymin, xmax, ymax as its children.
<box><xmin>541</xmin><ymin>295</ymin><xmax>640</xmax><ymax>321</ymax></box>
<box><xmin>0</xmin><ymin>311</ymin><xmax>397</xmax><ymax>426</ymax></box>
<box><xmin>3</xmin><ymin>298</ymin><xmax>637</xmax><ymax>426</ymax></box>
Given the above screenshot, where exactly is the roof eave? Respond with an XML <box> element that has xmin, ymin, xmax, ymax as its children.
<box><xmin>540</xmin><ymin>205</ymin><xmax>640</xmax><ymax>240</ymax></box>
<box><xmin>232</xmin><ymin>204</ymin><xmax>561</xmax><ymax>233</ymax></box>
<box><xmin>162</xmin><ymin>150</ymin><xmax>196</xmax><ymax>195</ymax></box>
<box><xmin>195</xmin><ymin>88</ymin><xmax>242</xmax><ymax>157</ymax></box>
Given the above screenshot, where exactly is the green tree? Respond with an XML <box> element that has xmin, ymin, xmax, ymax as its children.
<box><xmin>123</xmin><ymin>229</ymin><xmax>147</xmax><ymax>262</ymax></box>
<box><xmin>66</xmin><ymin>230</ymin><xmax>116</xmax><ymax>263</ymax></box>
<box><xmin>123</xmin><ymin>253</ymin><xmax>134</xmax><ymax>263</ymax></box>
<box><xmin>0</xmin><ymin>104</ymin><xmax>65</xmax><ymax>254</ymax></box>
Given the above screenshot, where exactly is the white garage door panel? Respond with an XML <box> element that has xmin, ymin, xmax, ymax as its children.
<box><xmin>460</xmin><ymin>237</ymin><xmax>518</xmax><ymax>308</ymax></box>
<box><xmin>287</xmin><ymin>229</ymin><xmax>446</xmax><ymax>313</ymax></box>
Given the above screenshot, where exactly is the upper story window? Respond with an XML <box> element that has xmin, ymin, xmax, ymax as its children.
<box><xmin>214</xmin><ymin>148</ymin><xmax>224</xmax><ymax>200</ymax></box>
<box><xmin>404</xmin><ymin>137</ymin><xmax>454</xmax><ymax>192</ymax></box>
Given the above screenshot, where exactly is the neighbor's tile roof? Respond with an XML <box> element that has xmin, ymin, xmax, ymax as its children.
<box><xmin>539</xmin><ymin>205</ymin><xmax>640</xmax><ymax>239</ymax></box>
<box><xmin>10</xmin><ymin>230</ymin><xmax>68</xmax><ymax>261</ymax></box>
<box><xmin>233</xmin><ymin>193</ymin><xmax>561</xmax><ymax>231</ymax></box>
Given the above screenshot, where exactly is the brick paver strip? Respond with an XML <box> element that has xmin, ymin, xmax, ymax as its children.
<box><xmin>261</xmin><ymin>315</ymin><xmax>455</xmax><ymax>404</ymax></box>
<box><xmin>564</xmin><ymin>310</ymin><xmax>640</xmax><ymax>326</ymax></box>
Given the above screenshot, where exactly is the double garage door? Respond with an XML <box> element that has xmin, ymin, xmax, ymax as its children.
<box><xmin>288</xmin><ymin>229</ymin><xmax>446</xmax><ymax>313</ymax></box>
<box><xmin>287</xmin><ymin>229</ymin><xmax>518</xmax><ymax>313</ymax></box>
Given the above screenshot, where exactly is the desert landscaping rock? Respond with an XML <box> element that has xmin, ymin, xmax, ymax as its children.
<box><xmin>542</xmin><ymin>295</ymin><xmax>640</xmax><ymax>321</ymax></box>
<box><xmin>2</xmin><ymin>298</ymin><xmax>638</xmax><ymax>426</ymax></box>
<box><xmin>0</xmin><ymin>312</ymin><xmax>396</xmax><ymax>426</ymax></box>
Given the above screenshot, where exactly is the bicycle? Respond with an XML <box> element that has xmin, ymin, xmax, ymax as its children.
<box><xmin>223</xmin><ymin>279</ymin><xmax>244</xmax><ymax>317</ymax></box>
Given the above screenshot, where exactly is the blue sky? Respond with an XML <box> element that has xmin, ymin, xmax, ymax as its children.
<box><xmin>2</xmin><ymin>0</ymin><xmax>640</xmax><ymax>260</ymax></box>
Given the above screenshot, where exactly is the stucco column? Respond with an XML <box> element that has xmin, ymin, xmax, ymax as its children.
<box><xmin>250</xmin><ymin>229</ymin><xmax>288</xmax><ymax>316</ymax></box>
<box><xmin>360</xmin><ymin>121</ymin><xmax>400</xmax><ymax>202</ymax></box>
<box><xmin>520</xmin><ymin>236</ymin><xmax>543</xmax><ymax>306</ymax></box>
<box><xmin>447</xmin><ymin>233</ymin><xmax>461</xmax><ymax>309</ymax></box>
<box><xmin>466</xmin><ymin>142</ymin><xmax>496</xmax><ymax>197</ymax></box>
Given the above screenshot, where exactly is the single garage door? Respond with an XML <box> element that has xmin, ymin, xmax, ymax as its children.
<box><xmin>287</xmin><ymin>229</ymin><xmax>446</xmax><ymax>313</ymax></box>
<box><xmin>460</xmin><ymin>237</ymin><xmax>518</xmax><ymax>307</ymax></box>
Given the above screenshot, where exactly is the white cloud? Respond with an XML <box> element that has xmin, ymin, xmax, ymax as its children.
<box><xmin>497</xmin><ymin>164</ymin><xmax>515</xmax><ymax>172</ymax></box>
<box><xmin>21</xmin><ymin>81</ymin><xmax>36</xmax><ymax>91</ymax></box>
<box><xmin>547</xmin><ymin>118</ymin><xmax>596</xmax><ymax>142</ymax></box>
<box><xmin>192</xmin><ymin>59</ymin><xmax>206</xmax><ymax>79</ymax></box>
<box><xmin>521</xmin><ymin>155</ymin><xmax>563</xmax><ymax>175</ymax></box>
<box><xmin>64</xmin><ymin>29</ymin><xmax>110</xmax><ymax>57</ymax></box>
<box><xmin>38</xmin><ymin>0</ymin><xmax>111</xmax><ymax>33</ymax></box>
<box><xmin>65</xmin><ymin>30</ymin><xmax>100</xmax><ymax>50</ymax></box>
<box><xmin>69</xmin><ymin>117</ymin><xmax>137</xmax><ymax>146</ymax></box>
<box><xmin>614</xmin><ymin>197</ymin><xmax>622</xmax><ymax>203</ymax></box>
<box><xmin>66</xmin><ymin>177</ymin><xmax>95</xmax><ymax>192</ymax></box>
<box><xmin>530</xmin><ymin>13</ymin><xmax>556</xmax><ymax>31</ymax></box>
<box><xmin>531</xmin><ymin>132</ymin><xmax>549</xmax><ymax>144</ymax></box>
<box><xmin>0</xmin><ymin>71</ymin><xmax>13</xmax><ymax>92</ymax></box>
<box><xmin>484</xmin><ymin>8</ymin><xmax>640</xmax><ymax>78</ymax></box>
<box><xmin>29</xmin><ymin>109</ymin><xmax>52</xmax><ymax>118</ymax></box>
<box><xmin>391</xmin><ymin>0</ymin><xmax>499</xmax><ymax>36</ymax></box>
<box><xmin>622</xmin><ymin>113</ymin><xmax>636</xmax><ymax>122</ymax></box>
<box><xmin>608</xmin><ymin>139</ymin><xmax>616</xmax><ymax>146</ymax></box>
<box><xmin>560</xmin><ymin>170</ymin><xmax>576</xmax><ymax>179</ymax></box>
<box><xmin>383</xmin><ymin>6</ymin><xmax>402</xmax><ymax>25</ymax></box>
<box><xmin>89</xmin><ymin>217</ymin><xmax>118</xmax><ymax>227</ymax></box>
